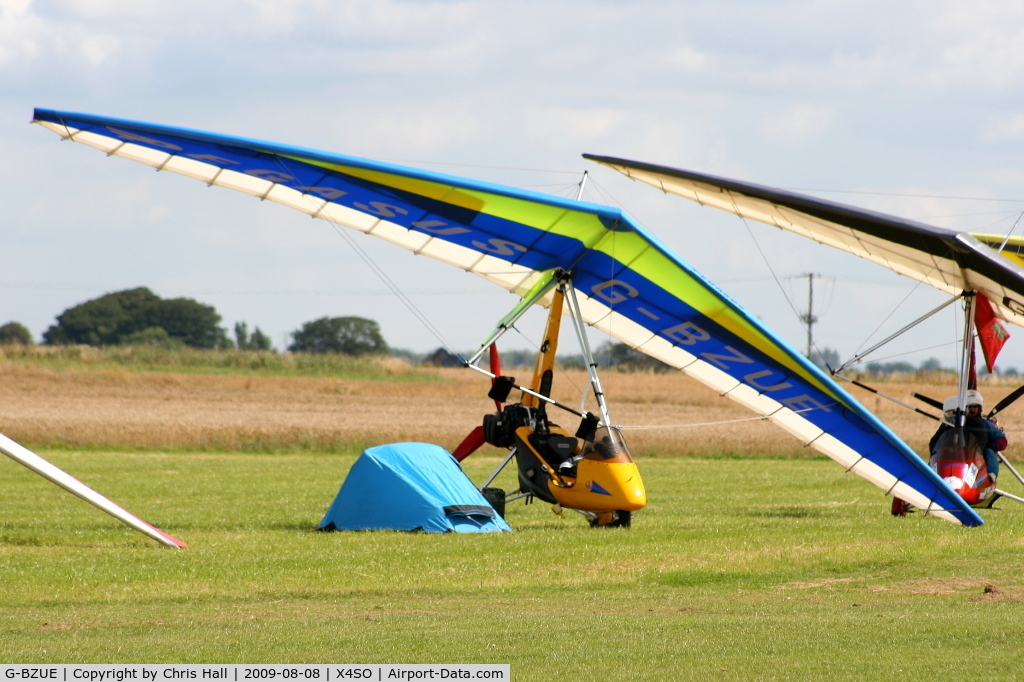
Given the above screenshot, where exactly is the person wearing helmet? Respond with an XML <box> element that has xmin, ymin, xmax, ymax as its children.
<box><xmin>928</xmin><ymin>392</ymin><xmax>1006</xmax><ymax>484</ymax></box>
<box><xmin>929</xmin><ymin>396</ymin><xmax>976</xmax><ymax>466</ymax></box>
<box><xmin>897</xmin><ymin>394</ymin><xmax>1008</xmax><ymax>516</ymax></box>
<box><xmin>965</xmin><ymin>390</ymin><xmax>1006</xmax><ymax>484</ymax></box>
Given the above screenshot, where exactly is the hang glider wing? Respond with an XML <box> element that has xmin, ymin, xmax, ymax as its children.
<box><xmin>583</xmin><ymin>154</ymin><xmax>1024</xmax><ymax>330</ymax></box>
<box><xmin>972</xmin><ymin>234</ymin><xmax>1024</xmax><ymax>270</ymax></box>
<box><xmin>33</xmin><ymin>109</ymin><xmax>982</xmax><ymax>526</ymax></box>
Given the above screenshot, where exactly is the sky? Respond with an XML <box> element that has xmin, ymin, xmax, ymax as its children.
<box><xmin>5</xmin><ymin>0</ymin><xmax>1024</xmax><ymax>372</ymax></box>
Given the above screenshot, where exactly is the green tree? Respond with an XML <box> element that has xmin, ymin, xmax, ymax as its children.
<box><xmin>596</xmin><ymin>341</ymin><xmax>671</xmax><ymax>372</ymax></box>
<box><xmin>121</xmin><ymin>326</ymin><xmax>185</xmax><ymax>349</ymax></box>
<box><xmin>250</xmin><ymin>327</ymin><xmax>272</xmax><ymax>351</ymax></box>
<box><xmin>810</xmin><ymin>347</ymin><xmax>840</xmax><ymax>371</ymax></box>
<box><xmin>289</xmin><ymin>316</ymin><xmax>387</xmax><ymax>355</ymax></box>
<box><xmin>145</xmin><ymin>296</ymin><xmax>231</xmax><ymax>349</ymax></box>
<box><xmin>0</xmin><ymin>321</ymin><xmax>33</xmax><ymax>345</ymax></box>
<box><xmin>43</xmin><ymin>287</ymin><xmax>231</xmax><ymax>349</ymax></box>
<box><xmin>43</xmin><ymin>287</ymin><xmax>161</xmax><ymax>346</ymax></box>
<box><xmin>234</xmin><ymin>322</ymin><xmax>248</xmax><ymax>350</ymax></box>
<box><xmin>865</xmin><ymin>361</ymin><xmax>916</xmax><ymax>374</ymax></box>
<box><xmin>235</xmin><ymin>322</ymin><xmax>273</xmax><ymax>351</ymax></box>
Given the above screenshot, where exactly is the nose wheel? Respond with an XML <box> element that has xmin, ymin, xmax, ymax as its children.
<box><xmin>590</xmin><ymin>510</ymin><xmax>631</xmax><ymax>528</ymax></box>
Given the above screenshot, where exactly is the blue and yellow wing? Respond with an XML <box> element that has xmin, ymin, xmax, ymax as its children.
<box><xmin>33</xmin><ymin>109</ymin><xmax>982</xmax><ymax>525</ymax></box>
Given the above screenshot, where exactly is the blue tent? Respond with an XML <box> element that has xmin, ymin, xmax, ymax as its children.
<box><xmin>318</xmin><ymin>443</ymin><xmax>511</xmax><ymax>533</ymax></box>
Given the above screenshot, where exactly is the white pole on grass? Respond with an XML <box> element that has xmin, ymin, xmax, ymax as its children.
<box><xmin>0</xmin><ymin>433</ymin><xmax>187</xmax><ymax>548</ymax></box>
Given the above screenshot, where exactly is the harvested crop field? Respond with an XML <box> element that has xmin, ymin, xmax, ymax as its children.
<box><xmin>2</xmin><ymin>356</ymin><xmax>1020</xmax><ymax>458</ymax></box>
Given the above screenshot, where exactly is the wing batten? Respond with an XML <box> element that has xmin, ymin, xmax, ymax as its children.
<box><xmin>163</xmin><ymin>155</ymin><xmax>221</xmax><ymax>183</ymax></box>
<box><xmin>585</xmin><ymin>154</ymin><xmax>1024</xmax><ymax>331</ymax></box>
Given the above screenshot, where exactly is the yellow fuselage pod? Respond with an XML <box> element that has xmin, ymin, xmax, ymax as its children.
<box><xmin>515</xmin><ymin>425</ymin><xmax>647</xmax><ymax>513</ymax></box>
<box><xmin>513</xmin><ymin>282</ymin><xmax>646</xmax><ymax>514</ymax></box>
<box><xmin>554</xmin><ymin>452</ymin><xmax>646</xmax><ymax>514</ymax></box>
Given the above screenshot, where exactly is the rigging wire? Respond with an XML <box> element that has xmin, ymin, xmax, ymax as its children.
<box><xmin>582</xmin><ymin>175</ymin><xmax>631</xmax><ymax>213</ymax></box>
<box><xmin>786</xmin><ymin>188</ymin><xmax>1024</xmax><ymax>204</ymax></box>
<box><xmin>263</xmin><ymin>153</ymin><xmax>461</xmax><ymax>357</ymax></box>
<box><xmin>500</xmin><ymin>321</ymin><xmax>592</xmax><ymax>401</ymax></box>
<box><xmin>321</xmin><ymin>218</ymin><xmax>458</xmax><ymax>354</ymax></box>
<box><xmin>520</xmin><ymin>182</ymin><xmax>589</xmax><ymax>195</ymax></box>
<box><xmin>729</xmin><ymin>208</ymin><xmax>815</xmax><ymax>351</ymax></box>
<box><xmin>718</xmin><ymin>194</ymin><xmax>955</xmax><ymax>371</ymax></box>
<box><xmin>927</xmin><ymin>208</ymin><xmax>1022</xmax><ymax>220</ymax></box>
<box><xmin>616</xmin><ymin>405</ymin><xmax>824</xmax><ymax>431</ymax></box>
<box><xmin>845</xmin><ymin>262</ymin><xmax>946</xmax><ymax>365</ymax></box>
<box><xmin>997</xmin><ymin>209</ymin><xmax>1024</xmax><ymax>254</ymax></box>
<box><xmin>247</xmin><ymin>151</ymin><xmax>1003</xmax><ymax>376</ymax></box>
<box><xmin>618</xmin><ymin>413</ymin><xmax>779</xmax><ymax>430</ymax></box>
<box><xmin>846</xmin><ymin>339</ymin><xmax>961</xmax><ymax>366</ymax></box>
<box><xmin>373</xmin><ymin>160</ymin><xmax>582</xmax><ymax>175</ymax></box>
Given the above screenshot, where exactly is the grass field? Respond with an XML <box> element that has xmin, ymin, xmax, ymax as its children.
<box><xmin>2</xmin><ymin>349</ymin><xmax>1024</xmax><ymax>678</ymax></box>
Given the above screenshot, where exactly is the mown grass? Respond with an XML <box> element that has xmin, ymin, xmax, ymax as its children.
<box><xmin>2</xmin><ymin>449</ymin><xmax>1024</xmax><ymax>679</ymax></box>
<box><xmin>4</xmin><ymin>348</ymin><xmax>1024</xmax><ymax>677</ymax></box>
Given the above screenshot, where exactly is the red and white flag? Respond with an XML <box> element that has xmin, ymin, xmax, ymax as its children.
<box><xmin>975</xmin><ymin>293</ymin><xmax>1011</xmax><ymax>373</ymax></box>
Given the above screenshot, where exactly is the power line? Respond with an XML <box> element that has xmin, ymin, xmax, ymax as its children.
<box><xmin>0</xmin><ymin>283</ymin><xmax>503</xmax><ymax>297</ymax></box>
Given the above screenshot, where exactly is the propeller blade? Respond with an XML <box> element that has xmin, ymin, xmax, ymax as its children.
<box><xmin>911</xmin><ymin>392</ymin><xmax>944</xmax><ymax>410</ymax></box>
<box><xmin>489</xmin><ymin>343</ymin><xmax>502</xmax><ymax>376</ymax></box>
<box><xmin>453</xmin><ymin>425</ymin><xmax>486</xmax><ymax>462</ymax></box>
<box><xmin>990</xmin><ymin>383</ymin><xmax>1024</xmax><ymax>418</ymax></box>
<box><xmin>843</xmin><ymin>378</ymin><xmax>941</xmax><ymax>421</ymax></box>
<box><xmin>454</xmin><ymin>344</ymin><xmax>504</xmax><ymax>462</ymax></box>
<box><xmin>489</xmin><ymin>343</ymin><xmax>503</xmax><ymax>410</ymax></box>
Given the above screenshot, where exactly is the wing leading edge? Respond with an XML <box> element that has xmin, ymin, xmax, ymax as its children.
<box><xmin>32</xmin><ymin>109</ymin><xmax>981</xmax><ymax>525</ymax></box>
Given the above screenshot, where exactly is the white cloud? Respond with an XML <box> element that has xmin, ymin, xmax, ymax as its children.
<box><xmin>982</xmin><ymin>113</ymin><xmax>1024</xmax><ymax>143</ymax></box>
<box><xmin>8</xmin><ymin>0</ymin><xmax>1024</xmax><ymax>361</ymax></box>
<box><xmin>78</xmin><ymin>32</ymin><xmax>122</xmax><ymax>66</ymax></box>
<box><xmin>0</xmin><ymin>0</ymin><xmax>42</xmax><ymax>66</ymax></box>
<box><xmin>0</xmin><ymin>0</ymin><xmax>132</xmax><ymax>71</ymax></box>
<box><xmin>926</xmin><ymin>2</ymin><xmax>1024</xmax><ymax>90</ymax></box>
<box><xmin>762</xmin><ymin>103</ymin><xmax>831</xmax><ymax>144</ymax></box>
<box><xmin>327</xmin><ymin>101</ymin><xmax>488</xmax><ymax>156</ymax></box>
<box><xmin>0</xmin><ymin>0</ymin><xmax>31</xmax><ymax>10</ymax></box>
<box><xmin>666</xmin><ymin>45</ymin><xmax>707</xmax><ymax>72</ymax></box>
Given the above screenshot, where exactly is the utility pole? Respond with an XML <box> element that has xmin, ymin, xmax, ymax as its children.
<box><xmin>800</xmin><ymin>272</ymin><xmax>820</xmax><ymax>359</ymax></box>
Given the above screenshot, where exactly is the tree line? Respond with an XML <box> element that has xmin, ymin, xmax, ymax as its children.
<box><xmin>0</xmin><ymin>287</ymin><xmax>704</xmax><ymax>370</ymax></box>
<box><xmin>6</xmin><ymin>288</ymin><xmax>1011</xmax><ymax>374</ymax></box>
<box><xmin>0</xmin><ymin>287</ymin><xmax>387</xmax><ymax>356</ymax></box>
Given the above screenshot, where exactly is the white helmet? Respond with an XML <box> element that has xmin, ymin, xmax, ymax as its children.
<box><xmin>966</xmin><ymin>390</ymin><xmax>984</xmax><ymax>408</ymax></box>
<box><xmin>942</xmin><ymin>396</ymin><xmax>959</xmax><ymax>413</ymax></box>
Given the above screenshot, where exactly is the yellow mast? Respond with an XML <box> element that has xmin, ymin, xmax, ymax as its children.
<box><xmin>522</xmin><ymin>287</ymin><xmax>564</xmax><ymax>408</ymax></box>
